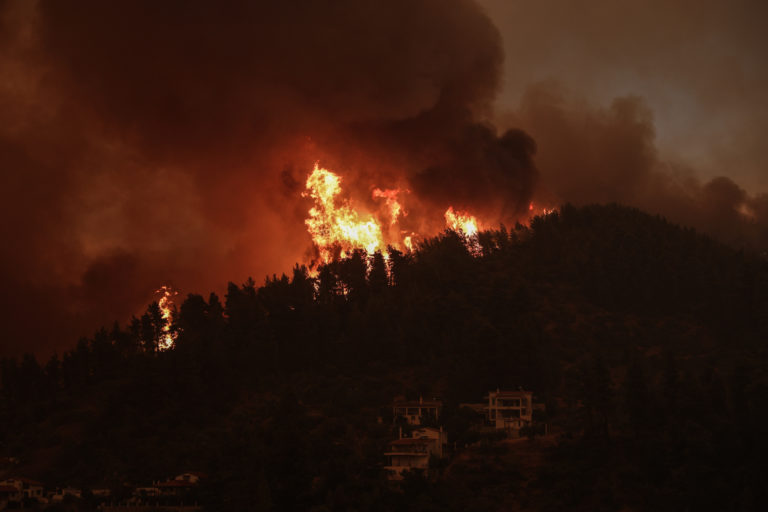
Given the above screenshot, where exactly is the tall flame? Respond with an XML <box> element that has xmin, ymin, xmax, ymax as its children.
<box><xmin>372</xmin><ymin>188</ymin><xmax>405</xmax><ymax>225</ymax></box>
<box><xmin>444</xmin><ymin>207</ymin><xmax>479</xmax><ymax>236</ymax></box>
<box><xmin>155</xmin><ymin>285</ymin><xmax>178</xmax><ymax>351</ymax></box>
<box><xmin>304</xmin><ymin>163</ymin><xmax>384</xmax><ymax>263</ymax></box>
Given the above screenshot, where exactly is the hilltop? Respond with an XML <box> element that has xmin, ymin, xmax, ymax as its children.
<box><xmin>1</xmin><ymin>203</ymin><xmax>766</xmax><ymax>511</ymax></box>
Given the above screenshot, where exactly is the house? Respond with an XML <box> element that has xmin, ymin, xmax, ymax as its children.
<box><xmin>384</xmin><ymin>439</ymin><xmax>434</xmax><ymax>480</ymax></box>
<box><xmin>485</xmin><ymin>389</ymin><xmax>533</xmax><ymax>436</ymax></box>
<box><xmin>134</xmin><ymin>486</ymin><xmax>161</xmax><ymax>498</ymax></box>
<box><xmin>409</xmin><ymin>426</ymin><xmax>448</xmax><ymax>457</ymax></box>
<box><xmin>50</xmin><ymin>486</ymin><xmax>81</xmax><ymax>503</ymax></box>
<box><xmin>384</xmin><ymin>426</ymin><xmax>446</xmax><ymax>480</ymax></box>
<box><xmin>156</xmin><ymin>472</ymin><xmax>206</xmax><ymax>496</ymax></box>
<box><xmin>0</xmin><ymin>484</ymin><xmax>22</xmax><ymax>506</ymax></box>
<box><xmin>393</xmin><ymin>396</ymin><xmax>442</xmax><ymax>425</ymax></box>
<box><xmin>0</xmin><ymin>477</ymin><xmax>44</xmax><ymax>501</ymax></box>
<box><xmin>157</xmin><ymin>479</ymin><xmax>194</xmax><ymax>496</ymax></box>
<box><xmin>173</xmin><ymin>472</ymin><xmax>206</xmax><ymax>485</ymax></box>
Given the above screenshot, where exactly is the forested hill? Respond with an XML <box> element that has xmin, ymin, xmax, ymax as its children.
<box><xmin>1</xmin><ymin>203</ymin><xmax>767</xmax><ymax>511</ymax></box>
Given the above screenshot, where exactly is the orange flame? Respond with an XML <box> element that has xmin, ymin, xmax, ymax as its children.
<box><xmin>403</xmin><ymin>235</ymin><xmax>414</xmax><ymax>252</ymax></box>
<box><xmin>529</xmin><ymin>202</ymin><xmax>557</xmax><ymax>217</ymax></box>
<box><xmin>303</xmin><ymin>163</ymin><xmax>384</xmax><ymax>263</ymax></box>
<box><xmin>372</xmin><ymin>188</ymin><xmax>405</xmax><ymax>225</ymax></box>
<box><xmin>155</xmin><ymin>285</ymin><xmax>178</xmax><ymax>351</ymax></box>
<box><xmin>444</xmin><ymin>206</ymin><xmax>479</xmax><ymax>236</ymax></box>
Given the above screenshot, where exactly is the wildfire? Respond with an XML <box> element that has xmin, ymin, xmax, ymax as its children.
<box><xmin>372</xmin><ymin>188</ymin><xmax>405</xmax><ymax>225</ymax></box>
<box><xmin>444</xmin><ymin>206</ymin><xmax>479</xmax><ymax>236</ymax></box>
<box><xmin>304</xmin><ymin>163</ymin><xmax>384</xmax><ymax>263</ymax></box>
<box><xmin>403</xmin><ymin>235</ymin><xmax>414</xmax><ymax>252</ymax></box>
<box><xmin>302</xmin><ymin>164</ymin><xmax>493</xmax><ymax>262</ymax></box>
<box><xmin>155</xmin><ymin>285</ymin><xmax>178</xmax><ymax>351</ymax></box>
<box><xmin>529</xmin><ymin>202</ymin><xmax>557</xmax><ymax>217</ymax></box>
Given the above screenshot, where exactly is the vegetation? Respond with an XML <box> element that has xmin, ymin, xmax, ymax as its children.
<box><xmin>1</xmin><ymin>203</ymin><xmax>766</xmax><ymax>511</ymax></box>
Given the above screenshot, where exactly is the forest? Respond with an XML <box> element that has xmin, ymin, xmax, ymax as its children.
<box><xmin>1</xmin><ymin>203</ymin><xmax>767</xmax><ymax>512</ymax></box>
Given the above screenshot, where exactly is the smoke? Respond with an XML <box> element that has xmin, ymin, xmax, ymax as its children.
<box><xmin>481</xmin><ymin>0</ymin><xmax>768</xmax><ymax>194</ymax></box>
<box><xmin>502</xmin><ymin>82</ymin><xmax>768</xmax><ymax>251</ymax></box>
<box><xmin>1</xmin><ymin>0</ymin><xmax>765</xmax><ymax>357</ymax></box>
<box><xmin>0</xmin><ymin>0</ymin><xmax>537</xmax><ymax>356</ymax></box>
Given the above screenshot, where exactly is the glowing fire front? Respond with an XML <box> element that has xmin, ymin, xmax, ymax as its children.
<box><xmin>444</xmin><ymin>206</ymin><xmax>479</xmax><ymax>236</ymax></box>
<box><xmin>304</xmin><ymin>164</ymin><xmax>384</xmax><ymax>263</ymax></box>
<box><xmin>303</xmin><ymin>164</ymin><xmax>490</xmax><ymax>263</ymax></box>
<box><xmin>155</xmin><ymin>285</ymin><xmax>178</xmax><ymax>351</ymax></box>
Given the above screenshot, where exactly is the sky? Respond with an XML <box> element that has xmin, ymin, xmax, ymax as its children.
<box><xmin>0</xmin><ymin>0</ymin><xmax>766</xmax><ymax>357</ymax></box>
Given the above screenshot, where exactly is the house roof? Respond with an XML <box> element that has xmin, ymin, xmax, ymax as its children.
<box><xmin>0</xmin><ymin>485</ymin><xmax>19</xmax><ymax>493</ymax></box>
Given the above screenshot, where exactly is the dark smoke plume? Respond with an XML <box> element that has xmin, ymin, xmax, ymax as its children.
<box><xmin>0</xmin><ymin>0</ymin><xmax>536</xmax><ymax>356</ymax></box>
<box><xmin>505</xmin><ymin>82</ymin><xmax>768</xmax><ymax>251</ymax></box>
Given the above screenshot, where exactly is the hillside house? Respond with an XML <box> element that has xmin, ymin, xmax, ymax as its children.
<box><xmin>393</xmin><ymin>397</ymin><xmax>442</xmax><ymax>425</ymax></box>
<box><xmin>0</xmin><ymin>484</ymin><xmax>21</xmax><ymax>506</ymax></box>
<box><xmin>485</xmin><ymin>389</ymin><xmax>533</xmax><ymax>436</ymax></box>
<box><xmin>50</xmin><ymin>486</ymin><xmax>81</xmax><ymax>503</ymax></box>
<box><xmin>384</xmin><ymin>426</ymin><xmax>446</xmax><ymax>480</ymax></box>
<box><xmin>156</xmin><ymin>472</ymin><xmax>206</xmax><ymax>496</ymax></box>
<box><xmin>0</xmin><ymin>477</ymin><xmax>44</xmax><ymax>501</ymax></box>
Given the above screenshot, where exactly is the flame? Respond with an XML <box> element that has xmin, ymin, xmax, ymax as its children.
<box><xmin>155</xmin><ymin>285</ymin><xmax>178</xmax><ymax>351</ymax></box>
<box><xmin>444</xmin><ymin>207</ymin><xmax>479</xmax><ymax>236</ymax></box>
<box><xmin>303</xmin><ymin>163</ymin><xmax>384</xmax><ymax>263</ymax></box>
<box><xmin>529</xmin><ymin>202</ymin><xmax>557</xmax><ymax>217</ymax></box>
<box><xmin>403</xmin><ymin>235</ymin><xmax>414</xmax><ymax>252</ymax></box>
<box><xmin>372</xmin><ymin>188</ymin><xmax>405</xmax><ymax>225</ymax></box>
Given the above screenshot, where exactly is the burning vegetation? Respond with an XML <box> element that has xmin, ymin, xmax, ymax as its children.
<box><xmin>302</xmin><ymin>163</ymin><xmax>505</xmax><ymax>265</ymax></box>
<box><xmin>155</xmin><ymin>285</ymin><xmax>178</xmax><ymax>351</ymax></box>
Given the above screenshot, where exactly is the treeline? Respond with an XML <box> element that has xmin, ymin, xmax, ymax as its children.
<box><xmin>1</xmin><ymin>203</ymin><xmax>767</xmax><ymax>511</ymax></box>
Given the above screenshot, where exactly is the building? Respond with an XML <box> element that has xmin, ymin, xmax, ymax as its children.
<box><xmin>50</xmin><ymin>486</ymin><xmax>81</xmax><ymax>503</ymax></box>
<box><xmin>0</xmin><ymin>477</ymin><xmax>44</xmax><ymax>501</ymax></box>
<box><xmin>157</xmin><ymin>480</ymin><xmax>195</xmax><ymax>496</ymax></box>
<box><xmin>0</xmin><ymin>485</ymin><xmax>22</xmax><ymax>506</ymax></box>
<box><xmin>384</xmin><ymin>426</ymin><xmax>446</xmax><ymax>480</ymax></box>
<box><xmin>393</xmin><ymin>397</ymin><xmax>442</xmax><ymax>425</ymax></box>
<box><xmin>409</xmin><ymin>427</ymin><xmax>448</xmax><ymax>457</ymax></box>
<box><xmin>156</xmin><ymin>472</ymin><xmax>206</xmax><ymax>497</ymax></box>
<box><xmin>485</xmin><ymin>389</ymin><xmax>533</xmax><ymax>436</ymax></box>
<box><xmin>174</xmin><ymin>472</ymin><xmax>206</xmax><ymax>485</ymax></box>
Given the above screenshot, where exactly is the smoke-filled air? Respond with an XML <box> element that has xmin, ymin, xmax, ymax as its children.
<box><xmin>0</xmin><ymin>0</ymin><xmax>766</xmax><ymax>355</ymax></box>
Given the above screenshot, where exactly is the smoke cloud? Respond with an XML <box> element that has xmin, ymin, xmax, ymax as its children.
<box><xmin>503</xmin><ymin>82</ymin><xmax>768</xmax><ymax>251</ymax></box>
<box><xmin>1</xmin><ymin>0</ymin><xmax>765</xmax><ymax>356</ymax></box>
<box><xmin>0</xmin><ymin>0</ymin><xmax>536</xmax><ymax>356</ymax></box>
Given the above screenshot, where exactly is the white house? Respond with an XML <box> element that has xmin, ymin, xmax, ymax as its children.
<box><xmin>384</xmin><ymin>426</ymin><xmax>446</xmax><ymax>480</ymax></box>
<box><xmin>485</xmin><ymin>389</ymin><xmax>533</xmax><ymax>436</ymax></box>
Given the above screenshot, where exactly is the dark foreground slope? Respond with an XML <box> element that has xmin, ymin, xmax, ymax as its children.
<box><xmin>1</xmin><ymin>204</ymin><xmax>767</xmax><ymax>511</ymax></box>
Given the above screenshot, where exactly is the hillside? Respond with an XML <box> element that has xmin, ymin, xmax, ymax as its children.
<box><xmin>1</xmin><ymin>203</ymin><xmax>767</xmax><ymax>511</ymax></box>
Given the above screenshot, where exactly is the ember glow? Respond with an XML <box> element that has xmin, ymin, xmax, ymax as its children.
<box><xmin>444</xmin><ymin>207</ymin><xmax>479</xmax><ymax>236</ymax></box>
<box><xmin>155</xmin><ymin>285</ymin><xmax>178</xmax><ymax>351</ymax></box>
